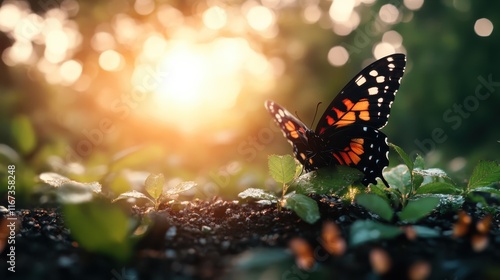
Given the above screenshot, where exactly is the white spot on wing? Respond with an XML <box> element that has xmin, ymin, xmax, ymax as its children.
<box><xmin>356</xmin><ymin>76</ymin><xmax>367</xmax><ymax>86</ymax></box>
<box><xmin>369</xmin><ymin>70</ymin><xmax>378</xmax><ymax>77</ymax></box>
<box><xmin>376</xmin><ymin>76</ymin><xmax>385</xmax><ymax>83</ymax></box>
<box><xmin>387</xmin><ymin>57</ymin><xmax>394</xmax><ymax>62</ymax></box>
<box><xmin>368</xmin><ymin>87</ymin><xmax>378</xmax><ymax>95</ymax></box>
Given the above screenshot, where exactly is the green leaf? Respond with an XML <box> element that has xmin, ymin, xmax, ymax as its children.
<box><xmin>291</xmin><ymin>166</ymin><xmax>363</xmax><ymax>195</ymax></box>
<box><xmin>145</xmin><ymin>173</ymin><xmax>165</xmax><ymax>201</ymax></box>
<box><xmin>39</xmin><ymin>172</ymin><xmax>72</xmax><ymax>187</ymax></box>
<box><xmin>397</xmin><ymin>197</ymin><xmax>440</xmax><ymax>223</ymax></box>
<box><xmin>39</xmin><ymin>172</ymin><xmax>102</xmax><ymax>203</ymax></box>
<box><xmin>112</xmin><ymin>190</ymin><xmax>155</xmax><ymax>204</ymax></box>
<box><xmin>268</xmin><ymin>155</ymin><xmax>297</xmax><ymax>184</ymax></box>
<box><xmin>412</xmin><ymin>173</ymin><xmax>424</xmax><ymax>193</ymax></box>
<box><xmin>63</xmin><ymin>202</ymin><xmax>133</xmax><ymax>262</ymax></box>
<box><xmin>413</xmin><ymin>168</ymin><xmax>449</xmax><ymax>179</ymax></box>
<box><xmin>284</xmin><ymin>193</ymin><xmax>320</xmax><ymax>224</ymax></box>
<box><xmin>389</xmin><ymin>143</ymin><xmax>413</xmax><ymax>171</ymax></box>
<box><xmin>0</xmin><ymin>144</ymin><xmax>21</xmax><ymax>164</ymax></box>
<box><xmin>57</xmin><ymin>182</ymin><xmax>98</xmax><ymax>204</ymax></box>
<box><xmin>165</xmin><ymin>181</ymin><xmax>197</xmax><ymax>196</ymax></box>
<box><xmin>238</xmin><ymin>188</ymin><xmax>278</xmax><ymax>201</ymax></box>
<box><xmin>470</xmin><ymin>186</ymin><xmax>500</xmax><ymax>196</ymax></box>
<box><xmin>383</xmin><ymin>164</ymin><xmax>411</xmax><ymax>193</ymax></box>
<box><xmin>350</xmin><ymin>220</ymin><xmax>403</xmax><ymax>246</ymax></box>
<box><xmin>11</xmin><ymin>115</ymin><xmax>36</xmax><ymax>155</ymax></box>
<box><xmin>430</xmin><ymin>194</ymin><xmax>464</xmax><ymax>214</ymax></box>
<box><xmin>468</xmin><ymin>161</ymin><xmax>500</xmax><ymax>190</ymax></box>
<box><xmin>369</xmin><ymin>183</ymin><xmax>390</xmax><ymax>202</ymax></box>
<box><xmin>413</xmin><ymin>155</ymin><xmax>425</xmax><ymax>170</ymax></box>
<box><xmin>415</xmin><ymin>182</ymin><xmax>460</xmax><ymax>194</ymax></box>
<box><xmin>356</xmin><ymin>194</ymin><xmax>394</xmax><ymax>222</ymax></box>
<box><xmin>294</xmin><ymin>160</ymin><xmax>303</xmax><ymax>178</ymax></box>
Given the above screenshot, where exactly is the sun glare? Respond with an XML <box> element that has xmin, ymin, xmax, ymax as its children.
<box><xmin>158</xmin><ymin>47</ymin><xmax>206</xmax><ymax>106</ymax></box>
<box><xmin>134</xmin><ymin>38</ymin><xmax>274</xmax><ymax>133</ymax></box>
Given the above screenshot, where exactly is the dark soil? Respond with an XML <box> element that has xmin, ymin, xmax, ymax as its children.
<box><xmin>1</xmin><ymin>196</ymin><xmax>500</xmax><ymax>280</ymax></box>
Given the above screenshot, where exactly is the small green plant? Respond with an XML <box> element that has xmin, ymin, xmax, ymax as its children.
<box><xmin>38</xmin><ymin>172</ymin><xmax>137</xmax><ymax>262</ymax></box>
<box><xmin>350</xmin><ymin>144</ymin><xmax>500</xmax><ymax>246</ymax></box>
<box><xmin>239</xmin><ymin>155</ymin><xmax>319</xmax><ymax>223</ymax></box>
<box><xmin>63</xmin><ymin>200</ymin><xmax>136</xmax><ymax>263</ymax></box>
<box><xmin>238</xmin><ymin>155</ymin><xmax>363</xmax><ymax>224</ymax></box>
<box><xmin>39</xmin><ymin>172</ymin><xmax>102</xmax><ymax>203</ymax></box>
<box><xmin>113</xmin><ymin>173</ymin><xmax>196</xmax><ymax>211</ymax></box>
<box><xmin>365</xmin><ymin>144</ymin><xmax>500</xmax><ymax>214</ymax></box>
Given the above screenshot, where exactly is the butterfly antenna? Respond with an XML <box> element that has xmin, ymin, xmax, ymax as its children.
<box><xmin>311</xmin><ymin>102</ymin><xmax>323</xmax><ymax>127</ymax></box>
<box><xmin>294</xmin><ymin>111</ymin><xmax>304</xmax><ymax>123</ymax></box>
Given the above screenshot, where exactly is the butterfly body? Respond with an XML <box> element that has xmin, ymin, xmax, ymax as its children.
<box><xmin>266</xmin><ymin>54</ymin><xmax>406</xmax><ymax>186</ymax></box>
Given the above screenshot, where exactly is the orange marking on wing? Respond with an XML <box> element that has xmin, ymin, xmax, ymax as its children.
<box><xmin>333</xmin><ymin>153</ymin><xmax>342</xmax><ymax>164</ymax></box>
<box><xmin>342</xmin><ymin>98</ymin><xmax>355</xmax><ymax>109</ymax></box>
<box><xmin>359</xmin><ymin>110</ymin><xmax>370</xmax><ymax>121</ymax></box>
<box><xmin>340</xmin><ymin>152</ymin><xmax>352</xmax><ymax>165</ymax></box>
<box><xmin>344</xmin><ymin>112</ymin><xmax>356</xmax><ymax>120</ymax></box>
<box><xmin>352</xmin><ymin>99</ymin><xmax>369</xmax><ymax>111</ymax></box>
<box><xmin>332</xmin><ymin>107</ymin><xmax>344</xmax><ymax>119</ymax></box>
<box><xmin>352</xmin><ymin>138</ymin><xmax>364</xmax><ymax>144</ymax></box>
<box><xmin>326</xmin><ymin>115</ymin><xmax>335</xmax><ymax>125</ymax></box>
<box><xmin>350</xmin><ymin>140</ymin><xmax>365</xmax><ymax>155</ymax></box>
<box><xmin>285</xmin><ymin>121</ymin><xmax>296</xmax><ymax>132</ymax></box>
<box><xmin>290</xmin><ymin>131</ymin><xmax>299</xmax><ymax>139</ymax></box>
<box><xmin>351</xmin><ymin>144</ymin><xmax>363</xmax><ymax>155</ymax></box>
<box><xmin>335</xmin><ymin>119</ymin><xmax>355</xmax><ymax>128</ymax></box>
<box><xmin>348</xmin><ymin>151</ymin><xmax>361</xmax><ymax>164</ymax></box>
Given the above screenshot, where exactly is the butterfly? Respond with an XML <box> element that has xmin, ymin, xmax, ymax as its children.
<box><xmin>265</xmin><ymin>53</ymin><xmax>406</xmax><ymax>187</ymax></box>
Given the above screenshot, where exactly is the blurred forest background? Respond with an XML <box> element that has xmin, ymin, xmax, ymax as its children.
<box><xmin>0</xmin><ymin>0</ymin><xmax>498</xmax><ymax>203</ymax></box>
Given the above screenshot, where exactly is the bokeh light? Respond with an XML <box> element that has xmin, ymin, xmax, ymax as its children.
<box><xmin>246</xmin><ymin>5</ymin><xmax>275</xmax><ymax>31</ymax></box>
<box><xmin>99</xmin><ymin>50</ymin><xmax>124</xmax><ymax>72</ymax></box>
<box><xmin>474</xmin><ymin>18</ymin><xmax>494</xmax><ymax>37</ymax></box>
<box><xmin>404</xmin><ymin>0</ymin><xmax>425</xmax><ymax>11</ymax></box>
<box><xmin>329</xmin><ymin>0</ymin><xmax>355</xmax><ymax>23</ymax></box>
<box><xmin>60</xmin><ymin>60</ymin><xmax>82</xmax><ymax>85</ymax></box>
<box><xmin>379</xmin><ymin>4</ymin><xmax>400</xmax><ymax>24</ymax></box>
<box><xmin>203</xmin><ymin>6</ymin><xmax>227</xmax><ymax>30</ymax></box>
<box><xmin>328</xmin><ymin>46</ymin><xmax>349</xmax><ymax>67</ymax></box>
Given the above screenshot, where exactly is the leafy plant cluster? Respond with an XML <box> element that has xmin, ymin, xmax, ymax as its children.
<box><xmin>239</xmin><ymin>144</ymin><xmax>500</xmax><ymax>245</ymax></box>
<box><xmin>38</xmin><ymin>171</ymin><xmax>197</xmax><ymax>262</ymax></box>
<box><xmin>239</xmin><ymin>154</ymin><xmax>365</xmax><ymax>223</ymax></box>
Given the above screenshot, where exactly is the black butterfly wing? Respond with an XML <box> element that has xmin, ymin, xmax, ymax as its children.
<box><xmin>319</xmin><ymin>125</ymin><xmax>390</xmax><ymax>186</ymax></box>
<box><xmin>315</xmin><ymin>54</ymin><xmax>407</xmax><ymax>186</ymax></box>
<box><xmin>265</xmin><ymin>100</ymin><xmax>315</xmax><ymax>169</ymax></box>
<box><xmin>315</xmin><ymin>54</ymin><xmax>406</xmax><ymax>134</ymax></box>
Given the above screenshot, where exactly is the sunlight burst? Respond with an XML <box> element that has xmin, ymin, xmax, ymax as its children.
<box><xmin>133</xmin><ymin>38</ymin><xmax>274</xmax><ymax>133</ymax></box>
